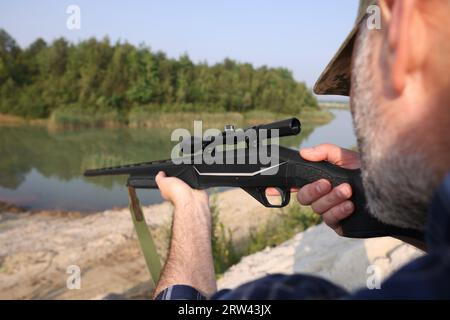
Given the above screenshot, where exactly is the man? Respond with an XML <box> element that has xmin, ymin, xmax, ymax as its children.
<box><xmin>154</xmin><ymin>0</ymin><xmax>450</xmax><ymax>299</ymax></box>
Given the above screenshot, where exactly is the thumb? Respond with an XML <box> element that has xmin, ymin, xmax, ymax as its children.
<box><xmin>155</xmin><ymin>171</ymin><xmax>175</xmax><ymax>201</ymax></box>
<box><xmin>155</xmin><ymin>171</ymin><xmax>167</xmax><ymax>186</ymax></box>
<box><xmin>300</xmin><ymin>144</ymin><xmax>345</xmax><ymax>165</ymax></box>
<box><xmin>155</xmin><ymin>171</ymin><xmax>170</xmax><ymax>195</ymax></box>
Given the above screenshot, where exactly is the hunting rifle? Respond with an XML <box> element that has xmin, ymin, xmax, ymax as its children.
<box><xmin>84</xmin><ymin>117</ymin><xmax>424</xmax><ymax>284</ymax></box>
<box><xmin>85</xmin><ymin>117</ymin><xmax>423</xmax><ymax>241</ymax></box>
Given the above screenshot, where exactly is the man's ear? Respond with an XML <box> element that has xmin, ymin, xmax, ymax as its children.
<box><xmin>378</xmin><ymin>0</ymin><xmax>393</xmax><ymax>22</ymax></box>
<box><xmin>378</xmin><ymin>0</ymin><xmax>425</xmax><ymax>95</ymax></box>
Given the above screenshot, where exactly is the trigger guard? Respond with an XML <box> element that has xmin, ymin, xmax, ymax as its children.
<box><xmin>264</xmin><ymin>187</ymin><xmax>291</xmax><ymax>208</ymax></box>
<box><xmin>241</xmin><ymin>187</ymin><xmax>291</xmax><ymax>208</ymax></box>
<box><xmin>277</xmin><ymin>187</ymin><xmax>291</xmax><ymax>207</ymax></box>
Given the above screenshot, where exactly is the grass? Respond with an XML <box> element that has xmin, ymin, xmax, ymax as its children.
<box><xmin>49</xmin><ymin>106</ymin><xmax>125</xmax><ymax>129</ymax></box>
<box><xmin>211</xmin><ymin>198</ymin><xmax>241</xmax><ymax>275</ymax></box>
<box><xmin>128</xmin><ymin>106</ymin><xmax>334</xmax><ymax>130</ymax></box>
<box><xmin>128</xmin><ymin>107</ymin><xmax>244</xmax><ymax>129</ymax></box>
<box><xmin>246</xmin><ymin>204</ymin><xmax>321</xmax><ymax>254</ymax></box>
<box><xmin>319</xmin><ymin>102</ymin><xmax>350</xmax><ymax>110</ymax></box>
<box><xmin>45</xmin><ymin>103</ymin><xmax>333</xmax><ymax>129</ymax></box>
<box><xmin>211</xmin><ymin>198</ymin><xmax>321</xmax><ymax>276</ymax></box>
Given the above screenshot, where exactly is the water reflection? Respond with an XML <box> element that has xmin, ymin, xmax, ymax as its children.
<box><xmin>300</xmin><ymin>109</ymin><xmax>356</xmax><ymax>149</ymax></box>
<box><xmin>0</xmin><ymin>110</ymin><xmax>355</xmax><ymax>211</ymax></box>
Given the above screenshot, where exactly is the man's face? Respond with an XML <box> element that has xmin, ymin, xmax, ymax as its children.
<box><xmin>349</xmin><ymin>20</ymin><xmax>439</xmax><ymax>231</ymax></box>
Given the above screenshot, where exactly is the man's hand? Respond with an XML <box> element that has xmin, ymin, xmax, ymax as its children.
<box><xmin>156</xmin><ymin>171</ymin><xmax>209</xmax><ymax>214</ymax></box>
<box><xmin>267</xmin><ymin>144</ymin><xmax>361</xmax><ymax>235</ymax></box>
<box><xmin>298</xmin><ymin>144</ymin><xmax>360</xmax><ymax>235</ymax></box>
<box><xmin>153</xmin><ymin>172</ymin><xmax>216</xmax><ymax>298</ymax></box>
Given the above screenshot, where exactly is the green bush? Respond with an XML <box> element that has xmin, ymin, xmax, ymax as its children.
<box><xmin>246</xmin><ymin>204</ymin><xmax>321</xmax><ymax>254</ymax></box>
<box><xmin>211</xmin><ymin>199</ymin><xmax>321</xmax><ymax>277</ymax></box>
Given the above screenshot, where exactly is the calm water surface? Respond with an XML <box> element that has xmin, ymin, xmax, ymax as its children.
<box><xmin>0</xmin><ymin>109</ymin><xmax>356</xmax><ymax>211</ymax></box>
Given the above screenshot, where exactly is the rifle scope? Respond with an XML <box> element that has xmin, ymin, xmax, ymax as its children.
<box><xmin>184</xmin><ymin>118</ymin><xmax>302</xmax><ymax>153</ymax></box>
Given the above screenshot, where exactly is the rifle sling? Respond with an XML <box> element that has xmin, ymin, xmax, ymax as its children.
<box><xmin>127</xmin><ymin>187</ymin><xmax>162</xmax><ymax>288</ymax></box>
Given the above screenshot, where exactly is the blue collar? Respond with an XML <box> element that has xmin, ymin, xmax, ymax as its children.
<box><xmin>426</xmin><ymin>172</ymin><xmax>450</xmax><ymax>250</ymax></box>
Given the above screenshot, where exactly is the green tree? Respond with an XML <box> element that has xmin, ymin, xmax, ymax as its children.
<box><xmin>0</xmin><ymin>29</ymin><xmax>319</xmax><ymax>119</ymax></box>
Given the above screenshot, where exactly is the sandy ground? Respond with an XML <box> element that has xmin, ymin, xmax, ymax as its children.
<box><xmin>0</xmin><ymin>189</ymin><xmax>424</xmax><ymax>299</ymax></box>
<box><xmin>0</xmin><ymin>189</ymin><xmax>278</xmax><ymax>299</ymax></box>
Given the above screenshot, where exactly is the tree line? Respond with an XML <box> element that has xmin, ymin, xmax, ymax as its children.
<box><xmin>0</xmin><ymin>29</ymin><xmax>318</xmax><ymax>119</ymax></box>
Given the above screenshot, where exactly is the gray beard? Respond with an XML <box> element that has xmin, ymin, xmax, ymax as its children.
<box><xmin>350</xmin><ymin>25</ymin><xmax>437</xmax><ymax>231</ymax></box>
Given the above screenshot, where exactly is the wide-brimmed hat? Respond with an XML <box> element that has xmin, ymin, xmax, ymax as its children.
<box><xmin>313</xmin><ymin>0</ymin><xmax>377</xmax><ymax>96</ymax></box>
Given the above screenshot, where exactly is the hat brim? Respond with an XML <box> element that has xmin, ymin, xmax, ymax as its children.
<box><xmin>313</xmin><ymin>22</ymin><xmax>359</xmax><ymax>96</ymax></box>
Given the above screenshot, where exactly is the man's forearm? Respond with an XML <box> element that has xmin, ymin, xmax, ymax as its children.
<box><xmin>153</xmin><ymin>200</ymin><xmax>217</xmax><ymax>298</ymax></box>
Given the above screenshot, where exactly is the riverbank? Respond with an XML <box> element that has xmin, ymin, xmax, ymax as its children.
<box><xmin>319</xmin><ymin>101</ymin><xmax>350</xmax><ymax>110</ymax></box>
<box><xmin>0</xmin><ymin>188</ymin><xmax>424</xmax><ymax>299</ymax></box>
<box><xmin>0</xmin><ymin>113</ymin><xmax>48</xmax><ymax>127</ymax></box>
<box><xmin>0</xmin><ymin>107</ymin><xmax>334</xmax><ymax>130</ymax></box>
<box><xmin>0</xmin><ymin>201</ymin><xmax>26</xmax><ymax>214</ymax></box>
<box><xmin>0</xmin><ymin>189</ymin><xmax>305</xmax><ymax>299</ymax></box>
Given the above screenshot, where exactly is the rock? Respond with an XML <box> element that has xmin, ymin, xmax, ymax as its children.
<box><xmin>217</xmin><ymin>223</ymin><xmax>424</xmax><ymax>292</ymax></box>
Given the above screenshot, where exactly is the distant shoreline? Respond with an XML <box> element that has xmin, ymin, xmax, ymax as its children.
<box><xmin>0</xmin><ymin>113</ymin><xmax>47</xmax><ymax>127</ymax></box>
<box><xmin>0</xmin><ymin>108</ymin><xmax>334</xmax><ymax>130</ymax></box>
<box><xmin>319</xmin><ymin>102</ymin><xmax>350</xmax><ymax>110</ymax></box>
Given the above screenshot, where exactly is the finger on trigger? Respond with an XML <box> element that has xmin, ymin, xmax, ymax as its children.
<box><xmin>266</xmin><ymin>186</ymin><xmax>299</xmax><ymax>197</ymax></box>
<box><xmin>265</xmin><ymin>187</ymin><xmax>280</xmax><ymax>196</ymax></box>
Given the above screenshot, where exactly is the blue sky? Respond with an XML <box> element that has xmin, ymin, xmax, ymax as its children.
<box><xmin>0</xmin><ymin>0</ymin><xmax>358</xmax><ymax>100</ymax></box>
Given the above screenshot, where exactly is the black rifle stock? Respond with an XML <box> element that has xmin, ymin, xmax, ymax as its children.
<box><xmin>84</xmin><ymin>118</ymin><xmax>423</xmax><ymax>241</ymax></box>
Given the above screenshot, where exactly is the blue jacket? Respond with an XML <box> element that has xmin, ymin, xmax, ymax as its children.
<box><xmin>156</xmin><ymin>172</ymin><xmax>450</xmax><ymax>300</ymax></box>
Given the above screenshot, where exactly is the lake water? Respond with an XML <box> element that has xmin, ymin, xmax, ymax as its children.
<box><xmin>0</xmin><ymin>109</ymin><xmax>356</xmax><ymax>211</ymax></box>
